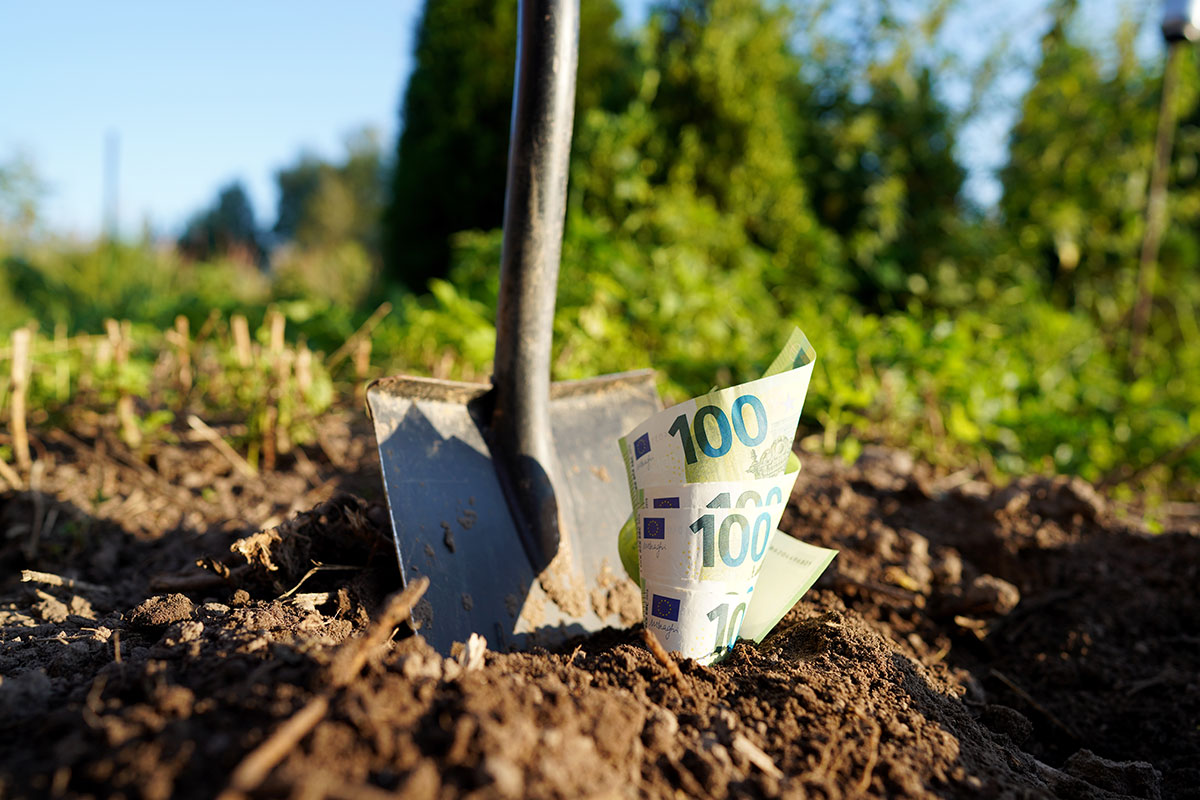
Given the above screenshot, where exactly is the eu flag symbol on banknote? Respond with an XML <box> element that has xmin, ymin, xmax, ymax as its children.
<box><xmin>643</xmin><ymin>517</ymin><xmax>665</xmax><ymax>539</ymax></box>
<box><xmin>651</xmin><ymin>594</ymin><xmax>681</xmax><ymax>621</ymax></box>
<box><xmin>634</xmin><ymin>433</ymin><xmax>651</xmax><ymax>459</ymax></box>
<box><xmin>653</xmin><ymin>497</ymin><xmax>680</xmax><ymax>508</ymax></box>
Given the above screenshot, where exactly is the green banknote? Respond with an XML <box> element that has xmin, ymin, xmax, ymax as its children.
<box><xmin>618</xmin><ymin>327</ymin><xmax>816</xmax><ymax>511</ymax></box>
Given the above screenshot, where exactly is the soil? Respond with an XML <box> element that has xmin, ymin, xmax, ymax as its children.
<box><xmin>1</xmin><ymin>416</ymin><xmax>1197</xmax><ymax>799</ymax></box>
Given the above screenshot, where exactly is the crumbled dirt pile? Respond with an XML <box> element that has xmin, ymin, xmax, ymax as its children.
<box><xmin>0</xmin><ymin>424</ymin><xmax>1196</xmax><ymax>799</ymax></box>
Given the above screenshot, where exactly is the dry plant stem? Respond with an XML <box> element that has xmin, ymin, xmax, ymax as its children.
<box><xmin>106</xmin><ymin>319</ymin><xmax>142</xmax><ymax>448</ymax></box>
<box><xmin>21</xmin><ymin>569</ymin><xmax>111</xmax><ymax>596</ymax></box>
<box><xmin>231</xmin><ymin>314</ymin><xmax>253</xmax><ymax>367</ymax></box>
<box><xmin>187</xmin><ymin>415</ymin><xmax>257</xmax><ymax>479</ymax></box>
<box><xmin>10</xmin><ymin>327</ymin><xmax>31</xmax><ymax>471</ymax></box>
<box><xmin>174</xmin><ymin>315</ymin><xmax>192</xmax><ymax>396</ymax></box>
<box><xmin>25</xmin><ymin>461</ymin><xmax>45</xmax><ymax>560</ymax></box>
<box><xmin>641</xmin><ymin>628</ymin><xmax>693</xmax><ymax>697</ymax></box>
<box><xmin>219</xmin><ymin>695</ymin><xmax>331</xmax><ymax>800</ymax></box>
<box><xmin>326</xmin><ymin>301</ymin><xmax>392</xmax><ymax>371</ymax></box>
<box><xmin>262</xmin><ymin>310</ymin><xmax>287</xmax><ymax>472</ymax></box>
<box><xmin>295</xmin><ymin>347</ymin><xmax>313</xmax><ymax>394</ymax></box>
<box><xmin>268</xmin><ymin>309</ymin><xmax>285</xmax><ymax>355</ymax></box>
<box><xmin>0</xmin><ymin>456</ymin><xmax>20</xmax><ymax>490</ymax></box>
<box><xmin>353</xmin><ymin>338</ymin><xmax>371</xmax><ymax>401</ymax></box>
<box><xmin>731</xmin><ymin>734</ymin><xmax>784</xmax><ymax>780</ymax></box>
<box><xmin>989</xmin><ymin>668</ymin><xmax>1079</xmax><ymax>741</ymax></box>
<box><xmin>277</xmin><ymin>563</ymin><xmax>361</xmax><ymax>600</ymax></box>
<box><xmin>326</xmin><ymin>576</ymin><xmax>431</xmax><ymax>686</ymax></box>
<box><xmin>220</xmin><ymin>577</ymin><xmax>430</xmax><ymax>800</ymax></box>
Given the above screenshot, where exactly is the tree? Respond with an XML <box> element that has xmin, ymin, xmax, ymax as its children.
<box><xmin>575</xmin><ymin>0</ymin><xmax>968</xmax><ymax>308</ymax></box>
<box><xmin>382</xmin><ymin>0</ymin><xmax>634</xmax><ymax>291</ymax></box>
<box><xmin>645</xmin><ymin>0</ymin><xmax>829</xmax><ymax>276</ymax></box>
<box><xmin>1000</xmin><ymin>5</ymin><xmax>1200</xmax><ymax>317</ymax></box>
<box><xmin>179</xmin><ymin>181</ymin><xmax>263</xmax><ymax>265</ymax></box>
<box><xmin>0</xmin><ymin>153</ymin><xmax>44</xmax><ymax>243</ymax></box>
<box><xmin>792</xmin><ymin>63</ymin><xmax>966</xmax><ymax>307</ymax></box>
<box><xmin>274</xmin><ymin>129</ymin><xmax>386</xmax><ymax>256</ymax></box>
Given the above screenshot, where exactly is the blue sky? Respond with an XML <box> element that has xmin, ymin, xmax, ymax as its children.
<box><xmin>2</xmin><ymin>1</ymin><xmax>422</xmax><ymax>238</ymax></box>
<box><xmin>0</xmin><ymin>1</ymin><xmax>1156</xmax><ymax>240</ymax></box>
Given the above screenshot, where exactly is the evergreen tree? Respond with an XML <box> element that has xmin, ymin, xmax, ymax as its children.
<box><xmin>179</xmin><ymin>181</ymin><xmax>263</xmax><ymax>265</ymax></box>
<box><xmin>382</xmin><ymin>0</ymin><xmax>633</xmax><ymax>291</ymax></box>
<box><xmin>645</xmin><ymin>0</ymin><xmax>830</xmax><ymax>281</ymax></box>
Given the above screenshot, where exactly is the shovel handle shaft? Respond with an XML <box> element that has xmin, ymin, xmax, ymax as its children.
<box><xmin>492</xmin><ymin>0</ymin><xmax>579</xmax><ymax>561</ymax></box>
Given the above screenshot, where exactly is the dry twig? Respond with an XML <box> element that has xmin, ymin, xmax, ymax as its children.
<box><xmin>641</xmin><ymin>628</ymin><xmax>693</xmax><ymax>697</ymax></box>
<box><xmin>187</xmin><ymin>415</ymin><xmax>257</xmax><ymax>479</ymax></box>
<box><xmin>326</xmin><ymin>301</ymin><xmax>392</xmax><ymax>371</ymax></box>
<box><xmin>277</xmin><ymin>562</ymin><xmax>361</xmax><ymax>600</ymax></box>
<box><xmin>990</xmin><ymin>669</ymin><xmax>1079</xmax><ymax>741</ymax></box>
<box><xmin>21</xmin><ymin>569</ymin><xmax>111</xmax><ymax>596</ymax></box>
<box><xmin>855</xmin><ymin>717</ymin><xmax>881</xmax><ymax>793</ymax></box>
<box><xmin>732</xmin><ymin>734</ymin><xmax>784</xmax><ymax>780</ymax></box>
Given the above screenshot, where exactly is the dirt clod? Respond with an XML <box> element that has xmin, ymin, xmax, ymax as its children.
<box><xmin>128</xmin><ymin>594</ymin><xmax>196</xmax><ymax>629</ymax></box>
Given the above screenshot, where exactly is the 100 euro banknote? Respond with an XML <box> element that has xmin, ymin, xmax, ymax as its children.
<box><xmin>618</xmin><ymin>328</ymin><xmax>816</xmax><ymax>510</ymax></box>
<box><xmin>637</xmin><ymin>502</ymin><xmax>787</xmax><ymax>585</ymax></box>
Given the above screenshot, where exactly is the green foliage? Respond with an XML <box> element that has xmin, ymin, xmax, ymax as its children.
<box><xmin>645</xmin><ymin>0</ymin><xmax>827</xmax><ymax>273</ymax></box>
<box><xmin>272</xmin><ymin>241</ymin><xmax>376</xmax><ymax>309</ymax></box>
<box><xmin>1001</xmin><ymin>7</ymin><xmax>1200</xmax><ymax>319</ymax></box>
<box><xmin>417</xmin><ymin>223</ymin><xmax>1200</xmax><ymax>504</ymax></box>
<box><xmin>2</xmin><ymin>241</ymin><xmax>271</xmax><ymax>334</ymax></box>
<box><xmin>382</xmin><ymin>0</ymin><xmax>636</xmax><ymax>290</ymax></box>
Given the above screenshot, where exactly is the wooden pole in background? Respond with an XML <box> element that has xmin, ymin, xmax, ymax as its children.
<box><xmin>1131</xmin><ymin>41</ymin><xmax>1183</xmax><ymax>371</ymax></box>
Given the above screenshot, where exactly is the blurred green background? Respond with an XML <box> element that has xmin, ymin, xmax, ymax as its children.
<box><xmin>2</xmin><ymin>0</ymin><xmax>1198</xmax><ymax>517</ymax></box>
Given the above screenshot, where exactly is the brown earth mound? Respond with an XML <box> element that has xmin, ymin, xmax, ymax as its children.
<box><xmin>0</xmin><ymin>419</ymin><xmax>1196</xmax><ymax>799</ymax></box>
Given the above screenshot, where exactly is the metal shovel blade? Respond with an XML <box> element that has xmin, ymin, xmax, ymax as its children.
<box><xmin>367</xmin><ymin>369</ymin><xmax>659</xmax><ymax>654</ymax></box>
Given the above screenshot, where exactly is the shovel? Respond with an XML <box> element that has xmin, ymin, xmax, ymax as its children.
<box><xmin>366</xmin><ymin>0</ymin><xmax>660</xmax><ymax>655</ymax></box>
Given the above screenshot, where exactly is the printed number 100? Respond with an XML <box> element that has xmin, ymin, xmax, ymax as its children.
<box><xmin>668</xmin><ymin>395</ymin><xmax>767</xmax><ymax>464</ymax></box>
<box><xmin>707</xmin><ymin>601</ymin><xmax>748</xmax><ymax>655</ymax></box>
